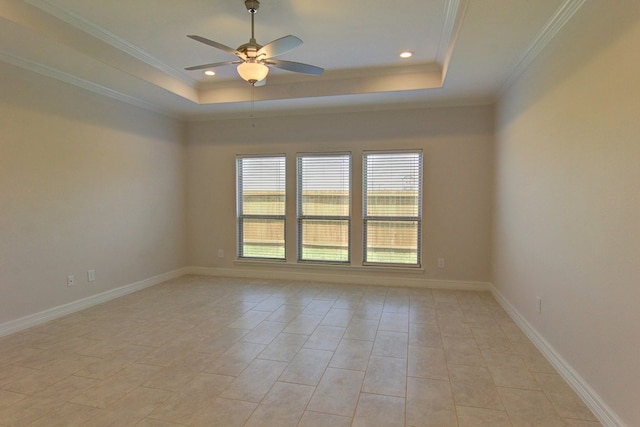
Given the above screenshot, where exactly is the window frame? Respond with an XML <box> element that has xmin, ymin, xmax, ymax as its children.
<box><xmin>236</xmin><ymin>154</ymin><xmax>287</xmax><ymax>261</ymax></box>
<box><xmin>296</xmin><ymin>152</ymin><xmax>352</xmax><ymax>264</ymax></box>
<box><xmin>362</xmin><ymin>150</ymin><xmax>423</xmax><ymax>267</ymax></box>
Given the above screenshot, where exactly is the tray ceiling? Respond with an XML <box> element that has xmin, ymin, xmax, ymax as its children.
<box><xmin>0</xmin><ymin>0</ymin><xmax>583</xmax><ymax>119</ymax></box>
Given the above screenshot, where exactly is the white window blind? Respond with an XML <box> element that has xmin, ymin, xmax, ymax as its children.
<box><xmin>363</xmin><ymin>151</ymin><xmax>422</xmax><ymax>265</ymax></box>
<box><xmin>236</xmin><ymin>155</ymin><xmax>286</xmax><ymax>260</ymax></box>
<box><xmin>297</xmin><ymin>154</ymin><xmax>351</xmax><ymax>262</ymax></box>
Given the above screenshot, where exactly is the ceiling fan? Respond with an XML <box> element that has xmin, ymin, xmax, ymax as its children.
<box><xmin>185</xmin><ymin>0</ymin><xmax>324</xmax><ymax>85</ymax></box>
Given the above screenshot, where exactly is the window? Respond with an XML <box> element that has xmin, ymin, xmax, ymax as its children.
<box><xmin>363</xmin><ymin>151</ymin><xmax>422</xmax><ymax>265</ymax></box>
<box><xmin>297</xmin><ymin>154</ymin><xmax>351</xmax><ymax>262</ymax></box>
<box><xmin>236</xmin><ymin>155</ymin><xmax>286</xmax><ymax>260</ymax></box>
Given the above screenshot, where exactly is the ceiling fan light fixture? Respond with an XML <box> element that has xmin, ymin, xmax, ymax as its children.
<box><xmin>237</xmin><ymin>61</ymin><xmax>269</xmax><ymax>83</ymax></box>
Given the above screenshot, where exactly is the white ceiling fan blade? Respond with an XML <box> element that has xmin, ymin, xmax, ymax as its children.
<box><xmin>185</xmin><ymin>60</ymin><xmax>242</xmax><ymax>71</ymax></box>
<box><xmin>187</xmin><ymin>35</ymin><xmax>247</xmax><ymax>60</ymax></box>
<box><xmin>254</xmin><ymin>78</ymin><xmax>267</xmax><ymax>87</ymax></box>
<box><xmin>257</xmin><ymin>35</ymin><xmax>302</xmax><ymax>59</ymax></box>
<box><xmin>265</xmin><ymin>59</ymin><xmax>324</xmax><ymax>75</ymax></box>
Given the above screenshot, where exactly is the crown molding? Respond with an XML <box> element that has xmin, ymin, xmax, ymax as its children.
<box><xmin>23</xmin><ymin>0</ymin><xmax>195</xmax><ymax>86</ymax></box>
<box><xmin>500</xmin><ymin>0</ymin><xmax>585</xmax><ymax>94</ymax></box>
<box><xmin>194</xmin><ymin>62</ymin><xmax>443</xmax><ymax>106</ymax></box>
<box><xmin>437</xmin><ymin>0</ymin><xmax>468</xmax><ymax>81</ymax></box>
<box><xmin>0</xmin><ymin>49</ymin><xmax>174</xmax><ymax>117</ymax></box>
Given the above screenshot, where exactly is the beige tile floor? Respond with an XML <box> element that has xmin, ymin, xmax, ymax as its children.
<box><xmin>0</xmin><ymin>275</ymin><xmax>602</xmax><ymax>426</ymax></box>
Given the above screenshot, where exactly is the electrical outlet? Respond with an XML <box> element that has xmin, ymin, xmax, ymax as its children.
<box><xmin>437</xmin><ymin>258</ymin><xmax>445</xmax><ymax>268</ymax></box>
<box><xmin>87</xmin><ymin>269</ymin><xmax>96</xmax><ymax>282</ymax></box>
<box><xmin>67</xmin><ymin>275</ymin><xmax>74</xmax><ymax>287</ymax></box>
<box><xmin>536</xmin><ymin>296</ymin><xmax>542</xmax><ymax>314</ymax></box>
<box><xmin>218</xmin><ymin>249</ymin><xmax>224</xmax><ymax>258</ymax></box>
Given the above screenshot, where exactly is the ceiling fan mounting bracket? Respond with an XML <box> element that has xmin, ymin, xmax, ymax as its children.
<box><xmin>244</xmin><ymin>0</ymin><xmax>260</xmax><ymax>13</ymax></box>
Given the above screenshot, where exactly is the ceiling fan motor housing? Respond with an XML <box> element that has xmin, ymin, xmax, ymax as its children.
<box><xmin>238</xmin><ymin>43</ymin><xmax>261</xmax><ymax>58</ymax></box>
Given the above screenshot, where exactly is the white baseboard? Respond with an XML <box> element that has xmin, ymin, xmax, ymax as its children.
<box><xmin>0</xmin><ymin>267</ymin><xmax>189</xmax><ymax>338</ymax></box>
<box><xmin>1</xmin><ymin>265</ymin><xmax>487</xmax><ymax>339</ymax></box>
<box><xmin>490</xmin><ymin>285</ymin><xmax>625</xmax><ymax>427</ymax></box>
<box><xmin>0</xmin><ymin>266</ymin><xmax>622</xmax><ymax>425</ymax></box>
<box><xmin>185</xmin><ymin>265</ymin><xmax>491</xmax><ymax>291</ymax></box>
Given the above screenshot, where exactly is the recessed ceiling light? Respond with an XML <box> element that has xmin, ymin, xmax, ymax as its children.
<box><xmin>204</xmin><ymin>70</ymin><xmax>216</xmax><ymax>76</ymax></box>
<box><xmin>400</xmin><ymin>51</ymin><xmax>413</xmax><ymax>59</ymax></box>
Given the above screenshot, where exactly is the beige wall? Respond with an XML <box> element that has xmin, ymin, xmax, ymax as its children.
<box><xmin>186</xmin><ymin>105</ymin><xmax>494</xmax><ymax>286</ymax></box>
<box><xmin>494</xmin><ymin>1</ymin><xmax>640</xmax><ymax>425</ymax></box>
<box><xmin>0</xmin><ymin>62</ymin><xmax>187</xmax><ymax>325</ymax></box>
<box><xmin>2</xmin><ymin>3</ymin><xmax>636</xmax><ymax>420</ymax></box>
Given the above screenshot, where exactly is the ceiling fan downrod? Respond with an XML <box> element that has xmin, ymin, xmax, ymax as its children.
<box><xmin>245</xmin><ymin>0</ymin><xmax>259</xmax><ymax>45</ymax></box>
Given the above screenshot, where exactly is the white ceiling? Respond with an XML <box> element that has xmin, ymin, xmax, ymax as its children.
<box><xmin>1</xmin><ymin>0</ymin><xmax>584</xmax><ymax>119</ymax></box>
